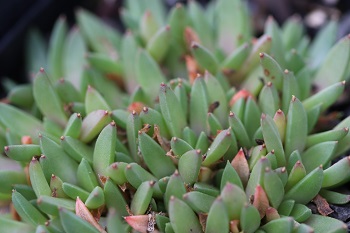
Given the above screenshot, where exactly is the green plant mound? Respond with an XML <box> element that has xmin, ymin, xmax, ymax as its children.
<box><xmin>1</xmin><ymin>0</ymin><xmax>350</xmax><ymax>232</ymax></box>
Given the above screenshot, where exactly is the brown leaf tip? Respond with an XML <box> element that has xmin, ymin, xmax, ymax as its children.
<box><xmin>291</xmin><ymin>95</ymin><xmax>296</xmax><ymax>102</ymax></box>
<box><xmin>110</xmin><ymin>121</ymin><xmax>116</xmax><ymax>127</ymax></box>
<box><xmin>229</xmin><ymin>111</ymin><xmax>234</xmax><ymax>117</ymax></box>
<box><xmin>183</xmin><ymin>193</ymin><xmax>189</xmax><ymax>200</ymax></box>
<box><xmin>77</xmin><ymin>113</ymin><xmax>81</xmax><ymax>118</ymax></box>
<box><xmin>267</xmin><ymin>81</ymin><xmax>272</xmax><ymax>87</ymax></box>
<box><xmin>149</xmin><ymin>181</ymin><xmax>155</xmax><ymax>187</ymax></box>
<box><xmin>196</xmin><ymin>149</ymin><xmax>201</xmax><ymax>154</ymax></box>
<box><xmin>191</xmin><ymin>42</ymin><xmax>199</xmax><ymax>49</ymax></box>
<box><xmin>175</xmin><ymin>2</ymin><xmax>183</xmax><ymax>8</ymax></box>
<box><xmin>40</xmin><ymin>67</ymin><xmax>45</xmax><ymax>72</ymax></box>
<box><xmin>284</xmin><ymin>69</ymin><xmax>289</xmax><ymax>74</ymax></box>
<box><xmin>341</xmin><ymin>80</ymin><xmax>346</xmax><ymax>85</ymax></box>
<box><xmin>4</xmin><ymin>146</ymin><xmax>9</xmax><ymax>152</ymax></box>
<box><xmin>259</xmin><ymin>53</ymin><xmax>264</xmax><ymax>58</ymax></box>
<box><xmin>142</xmin><ymin>107</ymin><xmax>148</xmax><ymax>113</ymax></box>
<box><xmin>37</xmin><ymin>197</ymin><xmax>44</xmax><ymax>205</ymax></box>
<box><xmin>60</xmin><ymin>136</ymin><xmax>65</xmax><ymax>141</ymax></box>
<box><xmin>281</xmin><ymin>167</ymin><xmax>287</xmax><ymax>173</ymax></box>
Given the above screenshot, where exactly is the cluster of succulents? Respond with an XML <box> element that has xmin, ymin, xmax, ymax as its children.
<box><xmin>1</xmin><ymin>0</ymin><xmax>350</xmax><ymax>232</ymax></box>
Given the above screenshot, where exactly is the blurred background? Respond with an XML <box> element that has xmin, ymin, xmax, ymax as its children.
<box><xmin>0</xmin><ymin>0</ymin><xmax>349</xmax><ymax>94</ymax></box>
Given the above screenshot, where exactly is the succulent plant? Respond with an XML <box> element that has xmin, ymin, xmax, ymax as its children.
<box><xmin>1</xmin><ymin>0</ymin><xmax>350</xmax><ymax>232</ymax></box>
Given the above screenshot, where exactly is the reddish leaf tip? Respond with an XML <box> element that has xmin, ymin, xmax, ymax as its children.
<box><xmin>259</xmin><ymin>53</ymin><xmax>264</xmax><ymax>58</ymax></box>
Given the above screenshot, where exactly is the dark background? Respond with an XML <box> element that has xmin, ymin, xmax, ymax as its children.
<box><xmin>0</xmin><ymin>0</ymin><xmax>349</xmax><ymax>95</ymax></box>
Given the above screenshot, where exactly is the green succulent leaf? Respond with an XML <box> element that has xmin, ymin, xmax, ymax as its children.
<box><xmin>304</xmin><ymin>214</ymin><xmax>347</xmax><ymax>233</ymax></box>
<box><xmin>284</xmin><ymin>166</ymin><xmax>323</xmax><ymax>204</ymax></box>
<box><xmin>169</xmin><ymin>196</ymin><xmax>203</xmax><ymax>233</ymax></box>
<box><xmin>12</xmin><ymin>191</ymin><xmax>47</xmax><ymax>226</ymax></box>
<box><xmin>139</xmin><ymin>131</ymin><xmax>176</xmax><ymax>179</ymax></box>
